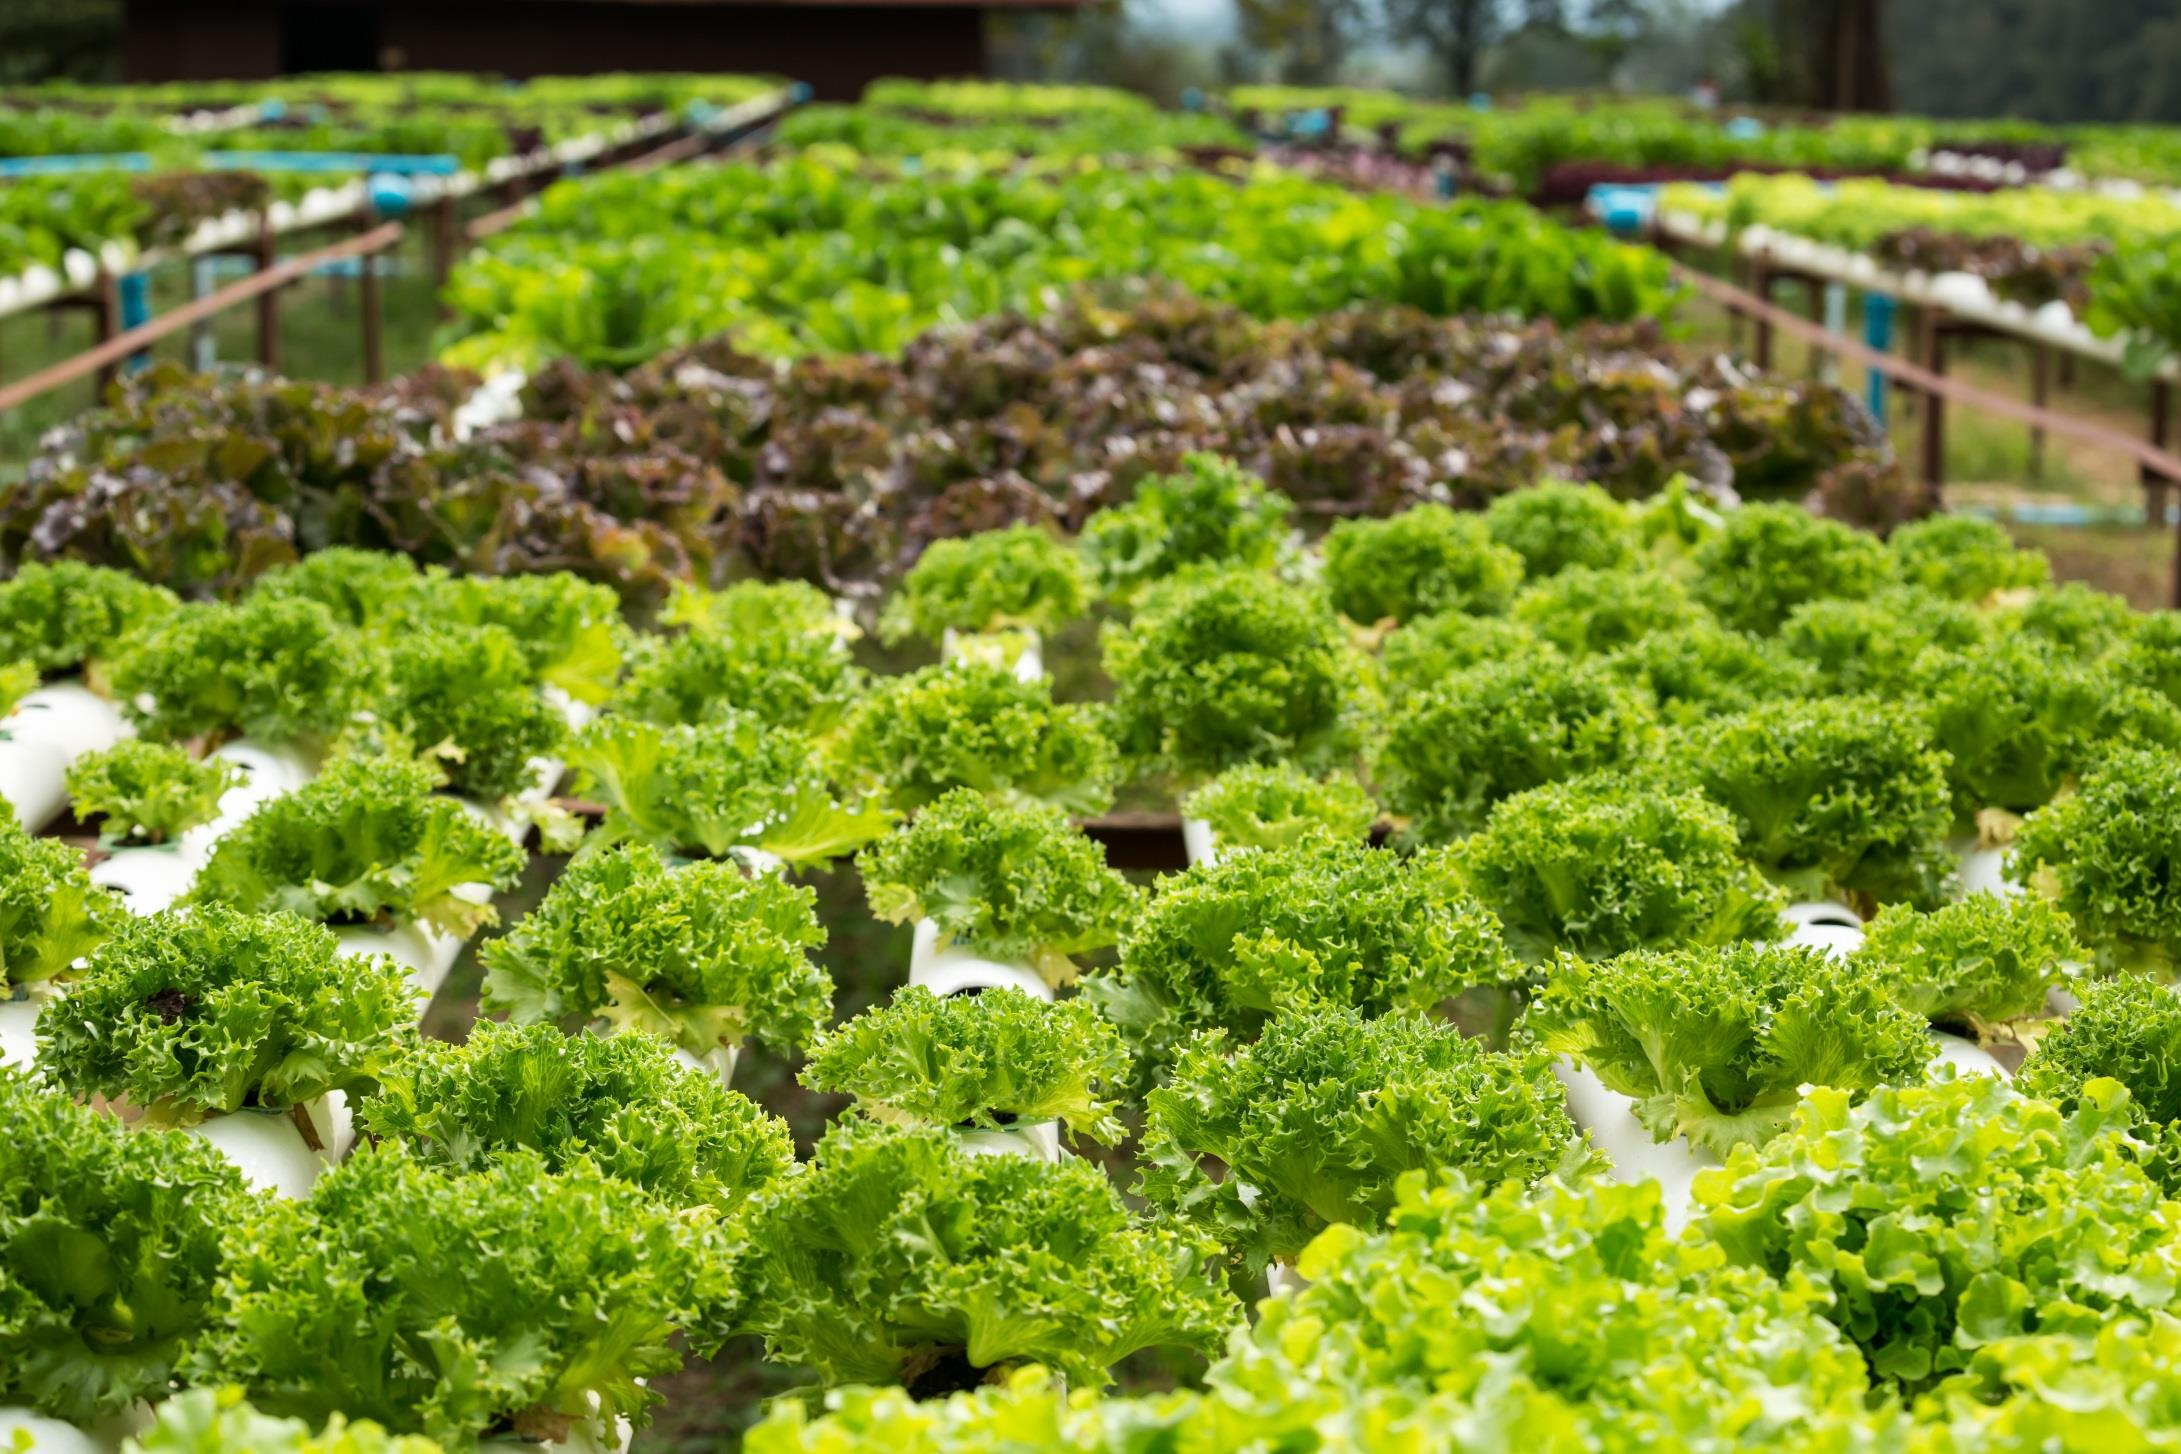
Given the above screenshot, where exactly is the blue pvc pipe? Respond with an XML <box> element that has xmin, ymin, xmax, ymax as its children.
<box><xmin>0</xmin><ymin>153</ymin><xmax>153</xmax><ymax>176</ymax></box>
<box><xmin>1863</xmin><ymin>292</ymin><xmax>1897</xmax><ymax>425</ymax></box>
<box><xmin>203</xmin><ymin>151</ymin><xmax>460</xmax><ymax>176</ymax></box>
<box><xmin>119</xmin><ymin>271</ymin><xmax>152</xmax><ymax>374</ymax></box>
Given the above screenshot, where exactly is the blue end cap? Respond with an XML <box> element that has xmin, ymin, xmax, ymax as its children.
<box><xmin>367</xmin><ymin>172</ymin><xmax>414</xmax><ymax>218</ymax></box>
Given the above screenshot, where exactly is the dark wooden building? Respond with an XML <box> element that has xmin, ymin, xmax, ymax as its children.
<box><xmin>123</xmin><ymin>0</ymin><xmax>1082</xmax><ymax>101</ymax></box>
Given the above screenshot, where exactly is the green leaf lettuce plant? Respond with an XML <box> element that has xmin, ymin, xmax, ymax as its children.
<box><xmin>1851</xmin><ymin>893</ymin><xmax>2081</xmax><ymax>1046</ymax></box>
<box><xmin>1139</xmin><ymin>1004</ymin><xmax>1580</xmax><ymax>1270</ymax></box>
<box><xmin>1692</xmin><ymin>1075</ymin><xmax>2181</xmax><ymax>1389</ymax></box>
<box><xmin>185</xmin><ymin>1143</ymin><xmax>735</xmax><ymax>1448</ymax></box>
<box><xmin>482</xmin><ymin>842</ymin><xmax>831</xmax><ymax>1063</ymax></box>
<box><xmin>1320</xmin><ymin>504</ymin><xmax>1524</xmax><ymax>627</ymax></box>
<box><xmin>36</xmin><ymin>906</ymin><xmax>418</xmax><ymax>1129</ymax></box>
<box><xmin>568</xmin><ymin>714</ymin><xmax>890</xmax><ymax>869</ymax></box>
<box><xmin>858</xmin><ymin>788</ymin><xmax>1138</xmax><ymax>985</ymax></box>
<box><xmin>2009</xmin><ymin>747</ymin><xmax>2181</xmax><ymax>979</ymax></box>
<box><xmin>189</xmin><ymin>755</ymin><xmax>526</xmax><ymax>938</ymax></box>
<box><xmin>802</xmin><ymin>986</ymin><xmax>1130</xmax><ymax>1145</ymax></box>
<box><xmin>0</xmin><ymin>1073</ymin><xmax>249</xmax><ymax>1424</ymax></box>
<box><xmin>359</xmin><ymin>1019</ymin><xmax>795</xmax><ymax>1212</ymax></box>
<box><xmin>832</xmin><ymin>662</ymin><xmax>1117</xmax><ymax>816</ymax></box>
<box><xmin>1101</xmin><ymin>571</ymin><xmax>1365</xmax><ymax>784</ymax></box>
<box><xmin>64</xmin><ymin>740</ymin><xmax>241</xmax><ymax>845</ymax></box>
<box><xmin>1458</xmin><ymin>774</ymin><xmax>1784</xmax><ymax>962</ymax></box>
<box><xmin>1527</xmin><ymin>941</ymin><xmax>1932</xmax><ymax>1157</ymax></box>
<box><xmin>1179</xmin><ymin>762</ymin><xmax>1376</xmax><ymax>854</ymax></box>
<box><xmin>732</xmin><ymin>1118</ymin><xmax>1239</xmax><ymax>1392</ymax></box>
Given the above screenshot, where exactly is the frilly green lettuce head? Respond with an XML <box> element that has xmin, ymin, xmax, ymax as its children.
<box><xmin>359</xmin><ymin>1019</ymin><xmax>795</xmax><ymax>1212</ymax></box>
<box><xmin>2009</xmin><ymin>746</ymin><xmax>2181</xmax><ymax>979</ymax></box>
<box><xmin>0</xmin><ymin>1075</ymin><xmax>250</xmax><ymax>1423</ymax></box>
<box><xmin>1139</xmin><ymin>1004</ymin><xmax>1581</xmax><ymax>1266</ymax></box>
<box><xmin>1458</xmin><ymin>773</ymin><xmax>1784</xmax><ymax>963</ymax></box>
<box><xmin>1321</xmin><ymin>504</ymin><xmax>1525</xmax><ymax>626</ymax></box>
<box><xmin>857</xmin><ymin>787</ymin><xmax>1138</xmax><ymax>984</ymax></box>
<box><xmin>879</xmin><ymin>523</ymin><xmax>1088</xmax><ymax>644</ymax></box>
<box><xmin>1692</xmin><ymin>1075</ymin><xmax>2181</xmax><ymax>1391</ymax></box>
<box><xmin>832</xmin><ymin>662</ymin><xmax>1118</xmax><ymax>816</ymax></box>
<box><xmin>185</xmin><ymin>1143</ymin><xmax>736</xmax><ymax>1448</ymax></box>
<box><xmin>482</xmin><ymin>842</ymin><xmax>829</xmax><ymax>1061</ymax></box>
<box><xmin>1101</xmin><ymin>570</ymin><xmax>1367</xmax><ymax>785</ymax></box>
<box><xmin>187</xmin><ymin>754</ymin><xmax>526</xmax><ymax>938</ymax></box>
<box><xmin>1528</xmin><ymin>939</ymin><xmax>1932</xmax><ymax>1157</ymax></box>
<box><xmin>732</xmin><ymin>1118</ymin><xmax>1240</xmax><ymax>1392</ymax></box>
<box><xmin>802</xmin><ymin>985</ymin><xmax>1130</xmax><ymax>1144</ymax></box>
<box><xmin>35</xmin><ymin>906</ymin><xmax>419</xmax><ymax>1123</ymax></box>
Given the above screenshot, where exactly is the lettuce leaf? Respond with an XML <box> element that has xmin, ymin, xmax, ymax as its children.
<box><xmin>1102</xmin><ymin>571</ymin><xmax>1366</xmax><ymax>784</ymax></box>
<box><xmin>1374</xmin><ymin>656</ymin><xmax>1657</xmax><ymax>842</ymax></box>
<box><xmin>879</xmin><ymin>524</ymin><xmax>1087</xmax><ymax>644</ymax></box>
<box><xmin>567</xmin><ymin>713</ymin><xmax>889</xmax><ymax>868</ymax></box>
<box><xmin>1459</xmin><ymin>774</ymin><xmax>1783</xmax><ymax>962</ymax></box>
<box><xmin>831</xmin><ymin>662</ymin><xmax>1117</xmax><ymax>815</ymax></box>
<box><xmin>65</xmin><ymin>740</ymin><xmax>241</xmax><ymax>844</ymax></box>
<box><xmin>1852</xmin><ymin>893</ymin><xmax>2080</xmax><ymax>1044</ymax></box>
<box><xmin>1693</xmin><ymin>1076</ymin><xmax>2181</xmax><ymax>1390</ymax></box>
<box><xmin>112</xmin><ymin>596</ymin><xmax>366</xmax><ymax>746</ymax></box>
<box><xmin>857</xmin><ymin>787</ymin><xmax>1137</xmax><ymax>983</ymax></box>
<box><xmin>0</xmin><ymin>815</ymin><xmax>121</xmax><ymax>992</ymax></box>
<box><xmin>186</xmin><ymin>1144</ymin><xmax>735</xmax><ymax>1448</ymax></box>
<box><xmin>1320</xmin><ymin>504</ymin><xmax>1524</xmax><ymax>626</ymax></box>
<box><xmin>1179</xmin><ymin>762</ymin><xmax>1376</xmax><ymax>853</ymax></box>
<box><xmin>2009</xmin><ymin>746</ymin><xmax>2181</xmax><ymax>979</ymax></box>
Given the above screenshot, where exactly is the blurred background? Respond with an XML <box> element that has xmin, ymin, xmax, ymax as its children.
<box><xmin>11</xmin><ymin>1</ymin><xmax>2181</xmax><ymax>120</ymax></box>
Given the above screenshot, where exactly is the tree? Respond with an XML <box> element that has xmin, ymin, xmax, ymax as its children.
<box><xmin>1383</xmin><ymin>0</ymin><xmax>1503</xmax><ymax>97</ymax></box>
<box><xmin>1236</xmin><ymin>0</ymin><xmax>1375</xmax><ymax>84</ymax></box>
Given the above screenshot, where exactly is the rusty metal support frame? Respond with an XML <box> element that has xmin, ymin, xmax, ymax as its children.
<box><xmin>0</xmin><ymin>222</ymin><xmax>405</xmax><ymax>415</ymax></box>
<box><xmin>1674</xmin><ymin>262</ymin><xmax>2181</xmax><ymax>607</ymax></box>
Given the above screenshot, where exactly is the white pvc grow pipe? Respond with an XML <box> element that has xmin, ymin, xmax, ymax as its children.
<box><xmin>1181</xmin><ymin>818</ymin><xmax>1218</xmax><ymax>868</ymax></box>
<box><xmin>0</xmin><ymin>989</ymin><xmax>49</xmax><ymax>1070</ymax></box>
<box><xmin>1264</xmin><ymin>1262</ymin><xmax>1308</xmax><ymax>1298</ymax></box>
<box><xmin>337</xmin><ymin>919</ymin><xmax>467</xmax><ymax>1004</ymax></box>
<box><xmin>1949</xmin><ymin>838</ymin><xmax>2017</xmax><ymax>901</ymax></box>
<box><xmin>906</xmin><ymin>919</ymin><xmax>1054</xmax><ymax>1002</ymax></box>
<box><xmin>671</xmin><ymin>1043</ymin><xmax>740</xmax><ymax>1090</ymax></box>
<box><xmin>1781</xmin><ymin>900</ymin><xmax>1865</xmax><ymax>960</ymax></box>
<box><xmin>0</xmin><ymin>683</ymin><xmax>132</xmax><ymax>830</ymax></box>
<box><xmin>954</xmin><ymin>1122</ymin><xmax>1063</xmax><ymax>1162</ymax></box>
<box><xmin>185</xmin><ymin>1092</ymin><xmax>352</xmax><ymax>1200</ymax></box>
<box><xmin>1553</xmin><ymin>1059</ymin><xmax>1715</xmax><ymax>1234</ymax></box>
<box><xmin>0</xmin><ymin>1405</ymin><xmax>148</xmax><ymax>1454</ymax></box>
<box><xmin>1928</xmin><ymin>1029</ymin><xmax>2010</xmax><ymax>1080</ymax></box>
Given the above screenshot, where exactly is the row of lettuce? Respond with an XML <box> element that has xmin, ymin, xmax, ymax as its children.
<box><xmin>433</xmin><ymin>153</ymin><xmax>1674</xmax><ymax>371</ymax></box>
<box><xmin>1661</xmin><ymin>173</ymin><xmax>2181</xmax><ymax>375</ymax></box>
<box><xmin>0</xmin><ymin>72</ymin><xmax>784</xmax><ymax>284</ymax></box>
<box><xmin>7</xmin><ymin>447</ymin><xmax>2181</xmax><ymax>1446</ymax></box>
<box><xmin>823</xmin><ymin>77</ymin><xmax>2181</xmax><ymax>198</ymax></box>
<box><xmin>9</xmin><ymin>289</ymin><xmax>1907</xmax><ymax>614</ymax></box>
